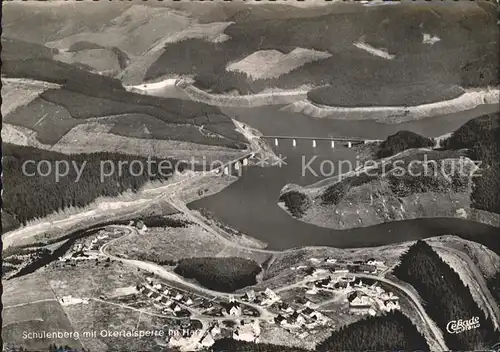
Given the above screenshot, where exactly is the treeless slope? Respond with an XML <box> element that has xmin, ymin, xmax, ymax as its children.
<box><xmin>226</xmin><ymin>48</ymin><xmax>331</xmax><ymax>80</ymax></box>
<box><xmin>44</xmin><ymin>5</ymin><xmax>192</xmax><ymax>56</ymax></box>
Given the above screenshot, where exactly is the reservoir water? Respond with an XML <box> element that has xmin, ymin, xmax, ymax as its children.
<box><xmin>190</xmin><ymin>103</ymin><xmax>500</xmax><ymax>252</ymax></box>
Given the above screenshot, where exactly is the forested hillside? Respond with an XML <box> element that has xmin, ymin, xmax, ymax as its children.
<box><xmin>443</xmin><ymin>113</ymin><xmax>500</xmax><ymax>214</ymax></box>
<box><xmin>376</xmin><ymin>130</ymin><xmax>434</xmax><ymax>158</ymax></box>
<box><xmin>174</xmin><ymin>257</ymin><xmax>261</xmax><ymax>292</ymax></box>
<box><xmin>317</xmin><ymin>311</ymin><xmax>428</xmax><ymax>352</ymax></box>
<box><xmin>210</xmin><ymin>339</ymin><xmax>308</xmax><ymax>352</ymax></box>
<box><xmin>393</xmin><ymin>240</ymin><xmax>499</xmax><ymax>350</ymax></box>
<box><xmin>146</xmin><ymin>2</ymin><xmax>497</xmax><ymax>106</ymax></box>
<box><xmin>2</xmin><ymin>144</ymin><xmax>181</xmax><ymax>226</ymax></box>
<box><xmin>2</xmin><ymin>54</ymin><xmax>246</xmax><ymax>148</ymax></box>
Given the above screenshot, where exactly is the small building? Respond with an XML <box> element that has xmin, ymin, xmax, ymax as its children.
<box><xmin>222</xmin><ymin>302</ymin><xmax>242</xmax><ymax>317</ymax></box>
<box><xmin>274</xmin><ymin>314</ymin><xmax>286</xmax><ymax>325</ymax></box>
<box><xmin>301</xmin><ymin>307</ymin><xmax>315</xmax><ymax>317</ymax></box>
<box><xmin>242</xmin><ymin>290</ymin><xmax>256</xmax><ymax>302</ymax></box>
<box><xmin>358</xmin><ymin>264</ymin><xmax>377</xmax><ymax>274</ymax></box>
<box><xmin>349</xmin><ymin>296</ymin><xmax>373</xmax><ymax>308</ymax></box>
<box><xmin>174</xmin><ymin>293</ymin><xmax>183</xmax><ymax>301</ymax></box>
<box><xmin>135</xmin><ymin>220</ymin><xmax>147</xmax><ymax>232</ymax></box>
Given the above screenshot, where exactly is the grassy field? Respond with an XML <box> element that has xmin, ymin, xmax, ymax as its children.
<box><xmin>109</xmin><ymin>216</ymin><xmax>228</xmax><ymax>263</ymax></box>
<box><xmin>46</xmin><ymin>260</ymin><xmax>142</xmax><ymax>299</ymax></box>
<box><xmin>2</xmin><ymin>301</ymin><xmax>84</xmax><ymax>351</ymax></box>
<box><xmin>2</xmin><ymin>274</ymin><xmax>83</xmax><ymax>351</ymax></box>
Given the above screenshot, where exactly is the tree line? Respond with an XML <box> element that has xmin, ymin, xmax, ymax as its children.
<box><xmin>2</xmin><ymin>144</ymin><xmax>181</xmax><ymax>225</ymax></box>
<box><xmin>443</xmin><ymin>113</ymin><xmax>500</xmax><ymax>214</ymax></box>
<box><xmin>174</xmin><ymin>257</ymin><xmax>261</xmax><ymax>293</ymax></box>
<box><xmin>317</xmin><ymin>311</ymin><xmax>429</xmax><ymax>352</ymax></box>
<box><xmin>393</xmin><ymin>240</ymin><xmax>499</xmax><ymax>350</ymax></box>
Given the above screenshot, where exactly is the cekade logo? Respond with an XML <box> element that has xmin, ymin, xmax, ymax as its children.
<box><xmin>446</xmin><ymin>316</ymin><xmax>481</xmax><ymax>334</ymax></box>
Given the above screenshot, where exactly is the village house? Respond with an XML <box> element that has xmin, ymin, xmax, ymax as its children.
<box><xmin>274</xmin><ymin>314</ymin><xmax>286</xmax><ymax>325</ymax></box>
<box><xmin>184</xmin><ymin>298</ymin><xmax>194</xmax><ymax>306</ymax></box>
<box><xmin>383</xmin><ymin>300</ymin><xmax>400</xmax><ymax>312</ymax></box>
<box><xmin>358</xmin><ymin>264</ymin><xmax>377</xmax><ymax>274</ymax></box>
<box><xmin>174</xmin><ymin>293</ymin><xmax>184</xmax><ymax>301</ymax></box>
<box><xmin>261</xmin><ymin>288</ymin><xmax>280</xmax><ymax>306</ymax></box>
<box><xmin>242</xmin><ymin>290</ymin><xmax>256</xmax><ymax>302</ymax></box>
<box><xmin>222</xmin><ymin>301</ymin><xmax>242</xmax><ymax>317</ymax></box>
<box><xmin>306</xmin><ymin>286</ymin><xmax>319</xmax><ymax>295</ymax></box>
<box><xmin>348</xmin><ymin>291</ymin><xmax>372</xmax><ymax>307</ymax></box>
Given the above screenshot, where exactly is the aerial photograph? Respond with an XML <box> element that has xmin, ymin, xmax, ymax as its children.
<box><xmin>1</xmin><ymin>0</ymin><xmax>499</xmax><ymax>351</ymax></box>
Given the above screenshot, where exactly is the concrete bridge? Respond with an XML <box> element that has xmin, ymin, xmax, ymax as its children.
<box><xmin>212</xmin><ymin>135</ymin><xmax>380</xmax><ymax>177</ymax></box>
<box><xmin>261</xmin><ymin>135</ymin><xmax>368</xmax><ymax>148</ymax></box>
<box><xmin>213</xmin><ymin>152</ymin><xmax>254</xmax><ymax>176</ymax></box>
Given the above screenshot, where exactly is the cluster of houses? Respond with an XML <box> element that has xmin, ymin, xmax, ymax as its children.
<box><xmin>304</xmin><ymin>275</ymin><xmax>400</xmax><ymax>316</ymax></box>
<box><xmin>239</xmin><ymin>288</ymin><xmax>330</xmax><ymax>337</ymax></box>
<box><xmin>240</xmin><ymin>288</ymin><xmax>280</xmax><ymax>307</ymax></box>
<box><xmin>168</xmin><ymin>318</ymin><xmax>262</xmax><ymax>350</ymax></box>
<box><xmin>302</xmin><ymin>257</ymin><xmax>387</xmax><ymax>275</ymax></box>
<box><xmin>306</xmin><ymin>273</ymin><xmax>358</xmax><ymax>294</ymax></box>
<box><xmin>346</xmin><ymin>281</ymin><xmax>400</xmax><ymax>315</ymax></box>
<box><xmin>58</xmin><ymin>230</ymin><xmax>116</xmax><ymax>262</ymax></box>
<box><xmin>272</xmin><ymin>303</ymin><xmax>331</xmax><ymax>338</ymax></box>
<box><xmin>138</xmin><ymin>278</ymin><xmax>194</xmax><ymax>318</ymax></box>
<box><xmin>138</xmin><ymin>278</ymin><xmax>259</xmax><ymax>321</ymax></box>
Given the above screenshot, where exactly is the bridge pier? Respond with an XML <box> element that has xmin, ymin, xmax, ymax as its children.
<box><xmin>331</xmin><ymin>141</ymin><xmax>335</xmax><ymax>149</ymax></box>
<box><xmin>242</xmin><ymin>158</ymin><xmax>248</xmax><ymax>166</ymax></box>
<box><xmin>312</xmin><ymin>140</ymin><xmax>316</xmax><ymax>148</ymax></box>
<box><xmin>223</xmin><ymin>166</ymin><xmax>229</xmax><ymax>175</ymax></box>
<box><xmin>292</xmin><ymin>139</ymin><xmax>296</xmax><ymax>147</ymax></box>
<box><xmin>274</xmin><ymin>138</ymin><xmax>279</xmax><ymax>146</ymax></box>
<box><xmin>347</xmin><ymin>141</ymin><xmax>352</xmax><ymax>148</ymax></box>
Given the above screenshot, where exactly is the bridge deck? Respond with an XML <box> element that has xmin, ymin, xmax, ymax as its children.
<box><xmin>261</xmin><ymin>136</ymin><xmax>366</xmax><ymax>142</ymax></box>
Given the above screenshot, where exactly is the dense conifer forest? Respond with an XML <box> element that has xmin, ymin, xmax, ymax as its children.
<box><xmin>209</xmin><ymin>339</ymin><xmax>308</xmax><ymax>352</ymax></box>
<box><xmin>443</xmin><ymin>113</ymin><xmax>500</xmax><ymax>214</ymax></box>
<box><xmin>376</xmin><ymin>130</ymin><xmax>434</xmax><ymax>158</ymax></box>
<box><xmin>393</xmin><ymin>240</ymin><xmax>499</xmax><ymax>350</ymax></box>
<box><xmin>174</xmin><ymin>257</ymin><xmax>261</xmax><ymax>292</ymax></box>
<box><xmin>317</xmin><ymin>311</ymin><xmax>429</xmax><ymax>352</ymax></box>
<box><xmin>2</xmin><ymin>144</ymin><xmax>181</xmax><ymax>225</ymax></box>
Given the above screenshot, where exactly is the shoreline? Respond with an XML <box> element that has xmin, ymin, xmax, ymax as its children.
<box><xmin>176</xmin><ymin>81</ymin><xmax>499</xmax><ymax>123</ymax></box>
<box><xmin>278</xmin><ymin>151</ymin><xmax>500</xmax><ymax>231</ymax></box>
<box><xmin>283</xmin><ymin>88</ymin><xmax>499</xmax><ymax>123</ymax></box>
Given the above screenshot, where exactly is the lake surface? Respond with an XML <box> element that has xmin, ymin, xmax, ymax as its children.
<box><xmin>190</xmin><ymin>103</ymin><xmax>500</xmax><ymax>251</ymax></box>
<box><xmin>221</xmin><ymin>103</ymin><xmax>500</xmax><ymax>139</ymax></box>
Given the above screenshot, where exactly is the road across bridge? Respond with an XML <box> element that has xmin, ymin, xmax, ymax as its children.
<box><xmin>261</xmin><ymin>135</ymin><xmax>366</xmax><ymax>142</ymax></box>
<box><xmin>260</xmin><ymin>135</ymin><xmax>372</xmax><ymax>148</ymax></box>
